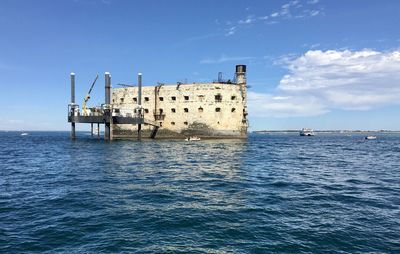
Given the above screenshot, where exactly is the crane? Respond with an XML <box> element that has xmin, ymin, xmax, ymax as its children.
<box><xmin>116</xmin><ymin>83</ymin><xmax>135</xmax><ymax>87</ymax></box>
<box><xmin>82</xmin><ymin>74</ymin><xmax>99</xmax><ymax>116</ymax></box>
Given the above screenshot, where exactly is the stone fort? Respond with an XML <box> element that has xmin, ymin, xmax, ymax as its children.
<box><xmin>111</xmin><ymin>65</ymin><xmax>248</xmax><ymax>139</ymax></box>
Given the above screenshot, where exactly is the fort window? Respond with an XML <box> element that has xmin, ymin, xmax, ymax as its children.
<box><xmin>112</xmin><ymin>99</ymin><xmax>115</xmax><ymax>103</ymax></box>
<box><xmin>154</xmin><ymin>109</ymin><xmax>165</xmax><ymax>121</ymax></box>
<box><xmin>231</xmin><ymin>96</ymin><xmax>236</xmax><ymax>100</ymax></box>
<box><xmin>198</xmin><ymin>95</ymin><xmax>205</xmax><ymax>101</ymax></box>
<box><xmin>184</xmin><ymin>121</ymin><xmax>188</xmax><ymax>125</ymax></box>
<box><xmin>184</xmin><ymin>96</ymin><xmax>189</xmax><ymax>101</ymax></box>
<box><xmin>144</xmin><ymin>97</ymin><xmax>149</xmax><ymax>102</ymax></box>
<box><xmin>160</xmin><ymin>122</ymin><xmax>163</xmax><ymax>127</ymax></box>
<box><xmin>133</xmin><ymin>97</ymin><xmax>137</xmax><ymax>102</ymax></box>
<box><xmin>198</xmin><ymin>107</ymin><xmax>203</xmax><ymax>113</ymax></box>
<box><xmin>184</xmin><ymin>108</ymin><xmax>189</xmax><ymax>113</ymax></box>
<box><xmin>159</xmin><ymin>97</ymin><xmax>164</xmax><ymax>101</ymax></box>
<box><xmin>171</xmin><ymin>122</ymin><xmax>175</xmax><ymax>125</ymax></box>
<box><xmin>120</xmin><ymin>98</ymin><xmax>124</xmax><ymax>103</ymax></box>
<box><xmin>171</xmin><ymin>108</ymin><xmax>176</xmax><ymax>113</ymax></box>
<box><xmin>215</xmin><ymin>94</ymin><xmax>222</xmax><ymax>102</ymax></box>
<box><xmin>144</xmin><ymin>109</ymin><xmax>149</xmax><ymax>113</ymax></box>
<box><xmin>171</xmin><ymin>96</ymin><xmax>176</xmax><ymax>101</ymax></box>
<box><xmin>215</xmin><ymin>107</ymin><xmax>221</xmax><ymax>112</ymax></box>
<box><xmin>231</xmin><ymin>108</ymin><xmax>236</xmax><ymax>112</ymax></box>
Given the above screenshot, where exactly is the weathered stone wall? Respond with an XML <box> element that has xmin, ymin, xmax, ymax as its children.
<box><xmin>111</xmin><ymin>82</ymin><xmax>248</xmax><ymax>139</ymax></box>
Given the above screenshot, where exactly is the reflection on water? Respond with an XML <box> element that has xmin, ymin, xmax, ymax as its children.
<box><xmin>97</xmin><ymin>139</ymin><xmax>249</xmax><ymax>212</ymax></box>
<box><xmin>1</xmin><ymin>132</ymin><xmax>399</xmax><ymax>253</ymax></box>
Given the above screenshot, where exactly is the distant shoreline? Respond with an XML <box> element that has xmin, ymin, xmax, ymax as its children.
<box><xmin>2</xmin><ymin>130</ymin><xmax>400</xmax><ymax>133</ymax></box>
<box><xmin>253</xmin><ymin>130</ymin><xmax>400</xmax><ymax>134</ymax></box>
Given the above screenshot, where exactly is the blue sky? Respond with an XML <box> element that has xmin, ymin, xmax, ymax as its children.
<box><xmin>0</xmin><ymin>0</ymin><xmax>399</xmax><ymax>131</ymax></box>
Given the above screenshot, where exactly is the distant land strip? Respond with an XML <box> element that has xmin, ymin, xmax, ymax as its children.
<box><xmin>253</xmin><ymin>130</ymin><xmax>400</xmax><ymax>133</ymax></box>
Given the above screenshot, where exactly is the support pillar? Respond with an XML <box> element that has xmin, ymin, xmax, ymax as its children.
<box><xmin>91</xmin><ymin>123</ymin><xmax>93</xmax><ymax>137</ymax></box>
<box><xmin>105</xmin><ymin>123</ymin><xmax>110</xmax><ymax>140</ymax></box>
<box><xmin>104</xmin><ymin>72</ymin><xmax>112</xmax><ymax>141</ymax></box>
<box><xmin>97</xmin><ymin>123</ymin><xmax>100</xmax><ymax>138</ymax></box>
<box><xmin>110</xmin><ymin>117</ymin><xmax>114</xmax><ymax>141</ymax></box>
<box><xmin>71</xmin><ymin>123</ymin><xmax>75</xmax><ymax>139</ymax></box>
<box><xmin>137</xmin><ymin>72</ymin><xmax>142</xmax><ymax>140</ymax></box>
<box><xmin>70</xmin><ymin>72</ymin><xmax>76</xmax><ymax>139</ymax></box>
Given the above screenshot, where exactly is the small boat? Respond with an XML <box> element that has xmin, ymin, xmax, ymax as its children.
<box><xmin>20</xmin><ymin>133</ymin><xmax>29</xmax><ymax>136</ymax></box>
<box><xmin>365</xmin><ymin>136</ymin><xmax>377</xmax><ymax>140</ymax></box>
<box><xmin>300</xmin><ymin>128</ymin><xmax>315</xmax><ymax>136</ymax></box>
<box><xmin>185</xmin><ymin>136</ymin><xmax>201</xmax><ymax>141</ymax></box>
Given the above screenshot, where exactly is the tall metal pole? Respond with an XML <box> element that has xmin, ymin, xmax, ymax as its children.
<box><xmin>105</xmin><ymin>72</ymin><xmax>111</xmax><ymax>105</ymax></box>
<box><xmin>109</xmin><ymin>73</ymin><xmax>113</xmax><ymax>141</ymax></box>
<box><xmin>137</xmin><ymin>73</ymin><xmax>142</xmax><ymax>140</ymax></box>
<box><xmin>104</xmin><ymin>72</ymin><xmax>111</xmax><ymax>141</ymax></box>
<box><xmin>138</xmin><ymin>73</ymin><xmax>142</xmax><ymax>106</ymax></box>
<box><xmin>70</xmin><ymin>72</ymin><xmax>76</xmax><ymax>139</ymax></box>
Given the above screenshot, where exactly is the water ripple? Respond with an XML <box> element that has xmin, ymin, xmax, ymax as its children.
<box><xmin>0</xmin><ymin>132</ymin><xmax>399</xmax><ymax>253</ymax></box>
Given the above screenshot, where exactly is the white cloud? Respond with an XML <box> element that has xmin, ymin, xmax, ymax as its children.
<box><xmin>266</xmin><ymin>21</ymin><xmax>278</xmax><ymax>25</ymax></box>
<box><xmin>270</xmin><ymin>12</ymin><xmax>279</xmax><ymax>18</ymax></box>
<box><xmin>271</xmin><ymin>0</ymin><xmax>321</xmax><ymax>20</ymax></box>
<box><xmin>307</xmin><ymin>0</ymin><xmax>319</xmax><ymax>4</ymax></box>
<box><xmin>200</xmin><ymin>55</ymin><xmax>254</xmax><ymax>64</ymax></box>
<box><xmin>248</xmin><ymin>92</ymin><xmax>328</xmax><ymax>117</ymax></box>
<box><xmin>238</xmin><ymin>16</ymin><xmax>256</xmax><ymax>25</ymax></box>
<box><xmin>249</xmin><ymin>49</ymin><xmax>400</xmax><ymax>117</ymax></box>
<box><xmin>225</xmin><ymin>26</ymin><xmax>237</xmax><ymax>36</ymax></box>
<box><xmin>74</xmin><ymin>0</ymin><xmax>112</xmax><ymax>4</ymax></box>
<box><xmin>222</xmin><ymin>0</ymin><xmax>322</xmax><ymax>36</ymax></box>
<box><xmin>310</xmin><ymin>10</ymin><xmax>320</xmax><ymax>16</ymax></box>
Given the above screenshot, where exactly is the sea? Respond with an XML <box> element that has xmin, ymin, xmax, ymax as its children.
<box><xmin>1</xmin><ymin>131</ymin><xmax>399</xmax><ymax>253</ymax></box>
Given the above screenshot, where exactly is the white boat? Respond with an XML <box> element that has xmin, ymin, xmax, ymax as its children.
<box><xmin>365</xmin><ymin>136</ymin><xmax>377</xmax><ymax>140</ymax></box>
<box><xmin>20</xmin><ymin>133</ymin><xmax>29</xmax><ymax>136</ymax></box>
<box><xmin>185</xmin><ymin>136</ymin><xmax>201</xmax><ymax>141</ymax></box>
<box><xmin>300</xmin><ymin>128</ymin><xmax>315</xmax><ymax>136</ymax></box>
